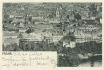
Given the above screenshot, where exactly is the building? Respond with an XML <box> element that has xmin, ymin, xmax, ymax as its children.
<box><xmin>69</xmin><ymin>41</ymin><xmax>76</xmax><ymax>48</ymax></box>
<box><xmin>52</xmin><ymin>35</ymin><xmax>63</xmax><ymax>43</ymax></box>
<box><xmin>63</xmin><ymin>41</ymin><xmax>76</xmax><ymax>48</ymax></box>
<box><xmin>69</xmin><ymin>14</ymin><xmax>75</xmax><ymax>20</ymax></box>
<box><xmin>42</xmin><ymin>29</ymin><xmax>53</xmax><ymax>37</ymax></box>
<box><xmin>16</xmin><ymin>22</ymin><xmax>25</xmax><ymax>28</ymax></box>
<box><xmin>9</xmin><ymin>15</ymin><xmax>15</xmax><ymax>18</ymax></box>
<box><xmin>74</xmin><ymin>27</ymin><xmax>101</xmax><ymax>43</ymax></box>
<box><xmin>29</xmin><ymin>33</ymin><xmax>42</xmax><ymax>41</ymax></box>
<box><xmin>81</xmin><ymin>13</ymin><xmax>89</xmax><ymax>20</ymax></box>
<box><xmin>19</xmin><ymin>33</ymin><xmax>42</xmax><ymax>50</ymax></box>
<box><xmin>13</xmin><ymin>16</ymin><xmax>25</xmax><ymax>23</ymax></box>
<box><xmin>36</xmin><ymin>24</ymin><xmax>53</xmax><ymax>29</ymax></box>
<box><xmin>76</xmin><ymin>24</ymin><xmax>100</xmax><ymax>32</ymax></box>
<box><xmin>90</xmin><ymin>16</ymin><xmax>96</xmax><ymax>20</ymax></box>
<box><xmin>19</xmin><ymin>28</ymin><xmax>26</xmax><ymax>33</ymax></box>
<box><xmin>56</xmin><ymin>8</ymin><xmax>60</xmax><ymax>18</ymax></box>
<box><xmin>32</xmin><ymin>16</ymin><xmax>43</xmax><ymax>22</ymax></box>
<box><xmin>44</xmin><ymin>36</ymin><xmax>53</xmax><ymax>43</ymax></box>
<box><xmin>3</xmin><ymin>32</ymin><xmax>19</xmax><ymax>39</ymax></box>
<box><xmin>100</xmin><ymin>18</ymin><xmax>102</xmax><ymax>24</ymax></box>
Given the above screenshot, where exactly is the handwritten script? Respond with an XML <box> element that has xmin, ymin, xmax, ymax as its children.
<box><xmin>1</xmin><ymin>52</ymin><xmax>57</xmax><ymax>68</ymax></box>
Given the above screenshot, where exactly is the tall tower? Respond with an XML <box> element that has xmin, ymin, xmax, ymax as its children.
<box><xmin>56</xmin><ymin>8</ymin><xmax>60</xmax><ymax>18</ymax></box>
<box><xmin>62</xmin><ymin>22</ymin><xmax>67</xmax><ymax>35</ymax></box>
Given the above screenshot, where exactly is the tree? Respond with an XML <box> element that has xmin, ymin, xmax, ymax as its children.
<box><xmin>58</xmin><ymin>54</ymin><xmax>80</xmax><ymax>67</ymax></box>
<box><xmin>9</xmin><ymin>19</ymin><xmax>13</xmax><ymax>24</ymax></box>
<box><xmin>74</xmin><ymin>13</ymin><xmax>81</xmax><ymax>20</ymax></box>
<box><xmin>5</xmin><ymin>44</ymin><xmax>15</xmax><ymax>51</ymax></box>
<box><xmin>3</xmin><ymin>3</ymin><xmax>12</xmax><ymax>7</ymax></box>
<box><xmin>13</xmin><ymin>43</ymin><xmax>22</xmax><ymax>51</ymax></box>
<box><xmin>2</xmin><ymin>44</ymin><xmax>5</xmax><ymax>51</ymax></box>
<box><xmin>25</xmin><ymin>27</ymin><xmax>34</xmax><ymax>33</ymax></box>
<box><xmin>89</xmin><ymin>3</ymin><xmax>97</xmax><ymax>12</ymax></box>
<box><xmin>31</xmin><ymin>42</ymin><xmax>36</xmax><ymax>51</ymax></box>
<box><xmin>25</xmin><ymin>44</ymin><xmax>30</xmax><ymax>51</ymax></box>
<box><xmin>41</xmin><ymin>41</ymin><xmax>48</xmax><ymax>51</ymax></box>
<box><xmin>17</xmin><ymin>33</ymin><xmax>23</xmax><ymax>38</ymax></box>
<box><xmin>34</xmin><ymin>43</ymin><xmax>42</xmax><ymax>51</ymax></box>
<box><xmin>48</xmin><ymin>14</ymin><xmax>54</xmax><ymax>19</ymax></box>
<box><xmin>48</xmin><ymin>43</ymin><xmax>57</xmax><ymax>51</ymax></box>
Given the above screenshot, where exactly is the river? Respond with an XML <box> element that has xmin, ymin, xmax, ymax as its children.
<box><xmin>78</xmin><ymin>61</ymin><xmax>102</xmax><ymax>67</ymax></box>
<box><xmin>78</xmin><ymin>55</ymin><xmax>102</xmax><ymax>67</ymax></box>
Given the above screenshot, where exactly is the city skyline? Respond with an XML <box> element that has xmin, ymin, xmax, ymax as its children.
<box><xmin>2</xmin><ymin>3</ymin><xmax>102</xmax><ymax>67</ymax></box>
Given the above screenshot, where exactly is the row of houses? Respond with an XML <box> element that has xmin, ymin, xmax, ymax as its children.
<box><xmin>74</xmin><ymin>28</ymin><xmax>102</xmax><ymax>43</ymax></box>
<box><xmin>3</xmin><ymin>21</ymin><xmax>102</xmax><ymax>44</ymax></box>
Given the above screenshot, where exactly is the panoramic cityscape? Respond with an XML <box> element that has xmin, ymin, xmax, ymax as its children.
<box><xmin>2</xmin><ymin>3</ymin><xmax>102</xmax><ymax>67</ymax></box>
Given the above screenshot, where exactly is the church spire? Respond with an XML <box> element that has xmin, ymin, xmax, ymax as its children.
<box><xmin>56</xmin><ymin>8</ymin><xmax>60</xmax><ymax>18</ymax></box>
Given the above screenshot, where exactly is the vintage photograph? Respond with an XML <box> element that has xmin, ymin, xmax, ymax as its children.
<box><xmin>2</xmin><ymin>3</ymin><xmax>102</xmax><ymax>67</ymax></box>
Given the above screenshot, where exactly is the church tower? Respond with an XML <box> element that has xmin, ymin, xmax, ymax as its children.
<box><xmin>56</xmin><ymin>8</ymin><xmax>60</xmax><ymax>18</ymax></box>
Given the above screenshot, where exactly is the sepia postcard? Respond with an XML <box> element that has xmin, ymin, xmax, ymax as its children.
<box><xmin>0</xmin><ymin>0</ymin><xmax>103</xmax><ymax>70</ymax></box>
